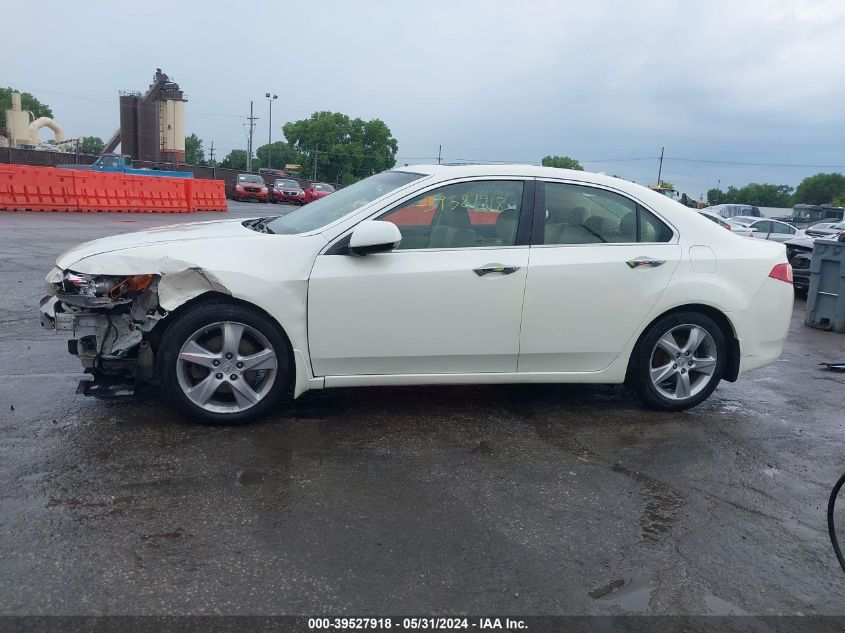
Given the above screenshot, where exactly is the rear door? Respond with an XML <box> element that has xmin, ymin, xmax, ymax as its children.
<box><xmin>518</xmin><ymin>181</ymin><xmax>681</xmax><ymax>373</ymax></box>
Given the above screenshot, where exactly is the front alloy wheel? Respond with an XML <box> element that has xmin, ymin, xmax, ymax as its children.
<box><xmin>158</xmin><ymin>303</ymin><xmax>291</xmax><ymax>424</ymax></box>
<box><xmin>177</xmin><ymin>321</ymin><xmax>278</xmax><ymax>414</ymax></box>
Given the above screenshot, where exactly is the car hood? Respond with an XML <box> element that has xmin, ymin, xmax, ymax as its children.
<box><xmin>56</xmin><ymin>219</ymin><xmax>261</xmax><ymax>269</ymax></box>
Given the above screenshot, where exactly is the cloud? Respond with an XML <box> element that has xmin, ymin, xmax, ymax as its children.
<box><xmin>2</xmin><ymin>0</ymin><xmax>843</xmax><ymax>197</ymax></box>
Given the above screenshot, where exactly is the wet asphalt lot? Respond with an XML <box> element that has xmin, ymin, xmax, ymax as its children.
<box><xmin>1</xmin><ymin>201</ymin><xmax>845</xmax><ymax>616</ymax></box>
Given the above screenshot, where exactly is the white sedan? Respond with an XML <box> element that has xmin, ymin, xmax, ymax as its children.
<box><xmin>697</xmin><ymin>210</ymin><xmax>755</xmax><ymax>238</ymax></box>
<box><xmin>40</xmin><ymin>165</ymin><xmax>794</xmax><ymax>424</ymax></box>
<box><xmin>729</xmin><ymin>216</ymin><xmax>800</xmax><ymax>243</ymax></box>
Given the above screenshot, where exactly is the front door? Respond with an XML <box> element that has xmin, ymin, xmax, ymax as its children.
<box><xmin>518</xmin><ymin>181</ymin><xmax>681</xmax><ymax>373</ymax></box>
<box><xmin>308</xmin><ymin>178</ymin><xmax>533</xmax><ymax>376</ymax></box>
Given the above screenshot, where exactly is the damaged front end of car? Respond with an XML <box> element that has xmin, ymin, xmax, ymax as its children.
<box><xmin>40</xmin><ymin>260</ymin><xmax>235</xmax><ymax>399</ymax></box>
<box><xmin>40</xmin><ymin>268</ymin><xmax>164</xmax><ymax>398</ymax></box>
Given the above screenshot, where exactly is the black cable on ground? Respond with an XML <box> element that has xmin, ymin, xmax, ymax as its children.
<box><xmin>828</xmin><ymin>471</ymin><xmax>845</xmax><ymax>574</ymax></box>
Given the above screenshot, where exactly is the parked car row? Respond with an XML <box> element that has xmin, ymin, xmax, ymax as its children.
<box><xmin>234</xmin><ymin>174</ymin><xmax>336</xmax><ymax>205</ymax></box>
<box><xmin>784</xmin><ymin>221</ymin><xmax>845</xmax><ymax>294</ymax></box>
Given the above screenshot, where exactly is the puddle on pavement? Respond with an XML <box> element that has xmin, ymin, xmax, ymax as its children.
<box><xmin>703</xmin><ymin>593</ymin><xmax>750</xmax><ymax>615</ymax></box>
<box><xmin>235</xmin><ymin>469</ymin><xmax>267</xmax><ymax>486</ymax></box>
<box><xmin>611</xmin><ymin>463</ymin><xmax>684</xmax><ymax>542</ymax></box>
<box><xmin>531</xmin><ymin>421</ymin><xmax>685</xmax><ymax>543</ymax></box>
<box><xmin>590</xmin><ymin>576</ymin><xmax>655</xmax><ymax>614</ymax></box>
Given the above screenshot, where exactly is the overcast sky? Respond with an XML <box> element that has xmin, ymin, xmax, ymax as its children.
<box><xmin>3</xmin><ymin>0</ymin><xmax>844</xmax><ymax>199</ymax></box>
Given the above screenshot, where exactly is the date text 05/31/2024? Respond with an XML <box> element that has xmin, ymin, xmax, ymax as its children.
<box><xmin>307</xmin><ymin>618</ymin><xmax>528</xmax><ymax>630</ymax></box>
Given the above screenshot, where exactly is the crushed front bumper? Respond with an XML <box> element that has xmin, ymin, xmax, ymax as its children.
<box><xmin>39</xmin><ymin>293</ymin><xmax>155</xmax><ymax>399</ymax></box>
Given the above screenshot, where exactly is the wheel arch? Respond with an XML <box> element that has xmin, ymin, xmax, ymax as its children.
<box><xmin>146</xmin><ymin>291</ymin><xmax>295</xmax><ymax>370</ymax></box>
<box><xmin>627</xmin><ymin>303</ymin><xmax>741</xmax><ymax>383</ymax></box>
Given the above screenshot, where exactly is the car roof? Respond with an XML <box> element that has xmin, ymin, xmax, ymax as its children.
<box><xmin>393</xmin><ymin>163</ymin><xmax>672</xmax><ymax>205</ymax></box>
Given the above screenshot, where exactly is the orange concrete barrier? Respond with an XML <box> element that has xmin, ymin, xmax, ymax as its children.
<box><xmin>0</xmin><ymin>165</ymin><xmax>77</xmax><ymax>211</ymax></box>
<box><xmin>0</xmin><ymin>164</ymin><xmax>227</xmax><ymax>213</ymax></box>
<box><xmin>188</xmin><ymin>179</ymin><xmax>227</xmax><ymax>212</ymax></box>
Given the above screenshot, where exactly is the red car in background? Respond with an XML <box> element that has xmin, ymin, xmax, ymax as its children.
<box><xmin>233</xmin><ymin>174</ymin><xmax>268</xmax><ymax>202</ymax></box>
<box><xmin>271</xmin><ymin>179</ymin><xmax>306</xmax><ymax>205</ymax></box>
<box><xmin>303</xmin><ymin>182</ymin><xmax>336</xmax><ymax>203</ymax></box>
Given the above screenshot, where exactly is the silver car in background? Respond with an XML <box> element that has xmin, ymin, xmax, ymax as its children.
<box><xmin>730</xmin><ymin>217</ymin><xmax>799</xmax><ymax>243</ymax></box>
<box><xmin>698</xmin><ymin>210</ymin><xmax>755</xmax><ymax>238</ymax></box>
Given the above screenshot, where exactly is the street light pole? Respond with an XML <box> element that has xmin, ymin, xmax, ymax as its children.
<box><xmin>265</xmin><ymin>93</ymin><xmax>277</xmax><ymax>169</ymax></box>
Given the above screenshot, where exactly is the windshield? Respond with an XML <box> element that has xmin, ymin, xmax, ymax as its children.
<box><xmin>792</xmin><ymin>208</ymin><xmax>819</xmax><ymax>220</ymax></box>
<box><xmin>314</xmin><ymin>183</ymin><xmax>335</xmax><ymax>192</ymax></box>
<box><xmin>276</xmin><ymin>179</ymin><xmax>300</xmax><ymax>189</ymax></box>
<box><xmin>238</xmin><ymin>175</ymin><xmax>264</xmax><ymax>184</ymax></box>
<box><xmin>267</xmin><ymin>171</ymin><xmax>425</xmax><ymax>234</ymax></box>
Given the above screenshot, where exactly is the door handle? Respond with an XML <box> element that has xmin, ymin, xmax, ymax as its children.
<box><xmin>473</xmin><ymin>264</ymin><xmax>521</xmax><ymax>276</ymax></box>
<box><xmin>626</xmin><ymin>258</ymin><xmax>665</xmax><ymax>269</ymax></box>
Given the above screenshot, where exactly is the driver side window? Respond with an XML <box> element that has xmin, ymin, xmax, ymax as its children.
<box><xmin>378</xmin><ymin>180</ymin><xmax>525</xmax><ymax>250</ymax></box>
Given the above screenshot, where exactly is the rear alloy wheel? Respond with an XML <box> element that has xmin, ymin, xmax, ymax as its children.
<box><xmin>628</xmin><ymin>312</ymin><xmax>726</xmax><ymax>411</ymax></box>
<box><xmin>158</xmin><ymin>303</ymin><xmax>291</xmax><ymax>424</ymax></box>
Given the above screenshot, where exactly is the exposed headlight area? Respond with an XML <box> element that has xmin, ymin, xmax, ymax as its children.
<box><xmin>41</xmin><ymin>269</ymin><xmax>163</xmax><ymax>396</ymax></box>
<box><xmin>53</xmin><ymin>271</ymin><xmax>156</xmax><ymax>307</ymax></box>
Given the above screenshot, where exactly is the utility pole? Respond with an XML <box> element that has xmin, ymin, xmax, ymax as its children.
<box><xmin>313</xmin><ymin>143</ymin><xmax>318</xmax><ymax>181</ymax></box>
<box><xmin>438</xmin><ymin>145</ymin><xmax>442</xmax><ymax>165</ymax></box>
<box><xmin>209</xmin><ymin>141</ymin><xmax>216</xmax><ymax>179</ymax></box>
<box><xmin>246</xmin><ymin>101</ymin><xmax>258</xmax><ymax>172</ymax></box>
<box><xmin>716</xmin><ymin>179</ymin><xmax>720</xmax><ymax>204</ymax></box>
<box><xmin>656</xmin><ymin>146</ymin><xmax>664</xmax><ymax>186</ymax></box>
<box><xmin>265</xmin><ymin>92</ymin><xmax>277</xmax><ymax>168</ymax></box>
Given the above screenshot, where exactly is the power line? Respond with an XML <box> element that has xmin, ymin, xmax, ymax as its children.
<box><xmin>665</xmin><ymin>156</ymin><xmax>845</xmax><ymax>169</ymax></box>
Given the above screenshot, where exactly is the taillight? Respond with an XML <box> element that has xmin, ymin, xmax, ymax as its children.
<box><xmin>725</xmin><ymin>225</ymin><xmax>732</xmax><ymax>231</ymax></box>
<box><xmin>769</xmin><ymin>263</ymin><xmax>793</xmax><ymax>284</ymax></box>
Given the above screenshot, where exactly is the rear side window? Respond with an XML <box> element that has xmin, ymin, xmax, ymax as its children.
<box><xmin>541</xmin><ymin>182</ymin><xmax>672</xmax><ymax>244</ymax></box>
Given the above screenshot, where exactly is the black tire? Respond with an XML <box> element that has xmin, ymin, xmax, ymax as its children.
<box><xmin>627</xmin><ymin>311</ymin><xmax>726</xmax><ymax>411</ymax></box>
<box><xmin>232</xmin><ymin>195</ymin><xmax>239</xmax><ymax>202</ymax></box>
<box><xmin>270</xmin><ymin>198</ymin><xmax>277</xmax><ymax>204</ymax></box>
<box><xmin>157</xmin><ymin>302</ymin><xmax>292</xmax><ymax>425</ymax></box>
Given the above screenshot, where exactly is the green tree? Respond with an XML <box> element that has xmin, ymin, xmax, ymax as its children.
<box><xmin>254</xmin><ymin>141</ymin><xmax>303</xmax><ymax>171</ymax></box>
<box><xmin>78</xmin><ymin>136</ymin><xmax>104</xmax><ymax>155</ymax></box>
<box><xmin>282</xmin><ymin>111</ymin><xmax>398</xmax><ymax>183</ymax></box>
<box><xmin>707</xmin><ymin>183</ymin><xmax>794</xmax><ymax>207</ymax></box>
<box><xmin>0</xmin><ymin>87</ymin><xmax>53</xmax><ymax>130</ymax></box>
<box><xmin>541</xmin><ymin>155</ymin><xmax>583</xmax><ymax>170</ymax></box>
<box><xmin>793</xmin><ymin>173</ymin><xmax>845</xmax><ymax>206</ymax></box>
<box><xmin>184</xmin><ymin>133</ymin><xmax>206</xmax><ymax>165</ymax></box>
<box><xmin>220</xmin><ymin>149</ymin><xmax>249</xmax><ymax>171</ymax></box>
<box><xmin>707</xmin><ymin>188</ymin><xmax>722</xmax><ymax>204</ymax></box>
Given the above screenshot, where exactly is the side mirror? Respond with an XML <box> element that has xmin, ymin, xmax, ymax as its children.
<box><xmin>349</xmin><ymin>221</ymin><xmax>402</xmax><ymax>255</ymax></box>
